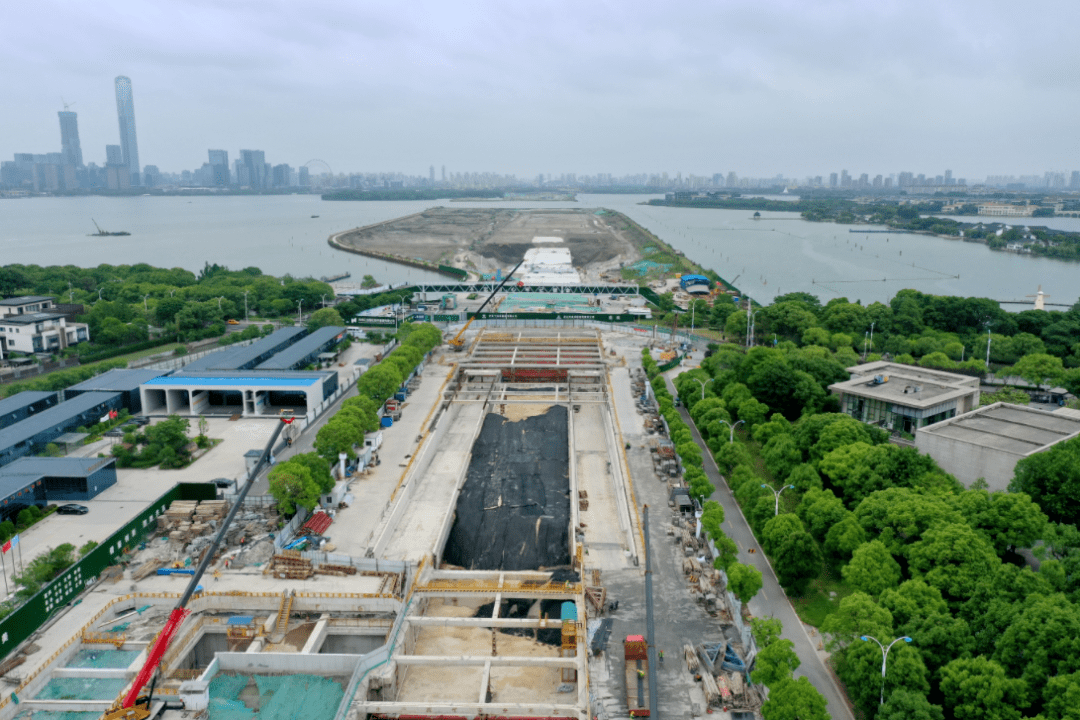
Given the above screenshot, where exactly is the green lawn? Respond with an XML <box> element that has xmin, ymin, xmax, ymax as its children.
<box><xmin>791</xmin><ymin>567</ymin><xmax>855</xmax><ymax>627</ymax></box>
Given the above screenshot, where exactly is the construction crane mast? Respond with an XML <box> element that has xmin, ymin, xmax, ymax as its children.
<box><xmin>101</xmin><ymin>416</ymin><xmax>294</xmax><ymax>720</ymax></box>
<box><xmin>448</xmin><ymin>259</ymin><xmax>524</xmax><ymax>351</ymax></box>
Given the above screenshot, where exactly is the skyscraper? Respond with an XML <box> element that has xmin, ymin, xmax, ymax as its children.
<box><xmin>239</xmin><ymin>149</ymin><xmax>267</xmax><ymax>189</ymax></box>
<box><xmin>114</xmin><ymin>76</ymin><xmax>140</xmax><ymax>186</ymax></box>
<box><xmin>208</xmin><ymin>149</ymin><xmax>229</xmax><ymax>186</ymax></box>
<box><xmin>57</xmin><ymin>111</ymin><xmax>83</xmax><ymax>167</ymax></box>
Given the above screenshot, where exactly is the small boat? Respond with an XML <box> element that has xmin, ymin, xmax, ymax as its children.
<box><xmin>89</xmin><ymin>219</ymin><xmax>130</xmax><ymax>236</ymax></box>
<box><xmin>311</xmin><ymin>215</ymin><xmax>320</xmax><ymax>218</ymax></box>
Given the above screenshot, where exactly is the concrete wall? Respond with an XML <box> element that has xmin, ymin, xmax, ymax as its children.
<box><xmin>915</xmin><ymin>431</ymin><xmax>1020</xmax><ymax>491</ymax></box>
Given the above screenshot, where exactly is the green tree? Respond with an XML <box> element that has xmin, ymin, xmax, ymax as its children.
<box><xmin>906</xmin><ymin>523</ymin><xmax>1001</xmax><ymax>603</ymax></box>
<box><xmin>761</xmin><ymin>514</ymin><xmax>821</xmax><ymax>594</ymax></box>
<box><xmin>288</xmin><ymin>452</ymin><xmax>335</xmax><ymax>493</ymax></box>
<box><xmin>751</xmin><ymin>637</ymin><xmax>800</xmax><ymax>686</ymax></box>
<box><xmin>878</xmin><ymin>579</ymin><xmax>949</xmax><ymax>630</ymax></box>
<box><xmin>787</xmin><ymin>463</ymin><xmax>822</xmax><ymax>492</ymax></box>
<box><xmin>877</xmin><ymin>689</ymin><xmax>944</xmax><ymax>720</ymax></box>
<box><xmin>360</xmin><ymin>274</ymin><xmax>378</xmax><ymax>289</ymax></box>
<box><xmin>699</xmin><ymin>500</ymin><xmax>724</xmax><ymax>540</ymax></box>
<box><xmin>993</xmin><ymin>593</ymin><xmax>1080</xmax><ymax>697</ymax></box>
<box><xmin>1010</xmin><ymin>436</ymin><xmax>1080</xmax><ymax>525</ymax></box>
<box><xmin>751</xmin><ymin>616</ymin><xmax>784</xmax><ymax>648</ymax></box>
<box><xmin>357</xmin><ymin>362</ymin><xmax>403</xmax><ymax>403</ymax></box>
<box><xmin>1011</xmin><ymin>353</ymin><xmax>1064</xmax><ymax>391</ymax></box>
<box><xmin>950</xmin><ymin>488</ymin><xmax>1047</xmax><ymax>556</ymax></box>
<box><xmin>727</xmin><ymin>562</ymin><xmax>763</xmax><ymax>605</ymax></box>
<box><xmin>843</xmin><ymin>540</ymin><xmax>902</xmax><ymax>597</ymax></box>
<box><xmin>835</xmin><ymin>639</ymin><xmax>928</xmax><ymax>719</ymax></box>
<box><xmin>939</xmin><ymin>656</ymin><xmax>1029</xmax><ymax>720</ymax></box>
<box><xmin>822</xmin><ymin>591</ymin><xmax>894</xmax><ymax>647</ymax></box>
<box><xmin>854</xmin><ymin>488</ymin><xmax>962</xmax><ymax>556</ymax></box>
<box><xmin>797</xmin><ymin>488</ymin><xmax>848</xmax><ymax>542</ymax></box>
<box><xmin>268</xmin><ymin>462</ymin><xmax>320</xmax><ymax>515</ymax></box>
<box><xmin>762</xmin><ymin>434</ymin><xmax>802</xmax><ymax>482</ymax></box>
<box><xmin>313</xmin><ymin>418</ymin><xmax>363</xmax><ymax>462</ymax></box>
<box><xmin>760</xmin><ymin>676</ymin><xmax>829</xmax><ymax>720</ymax></box>
<box><xmin>1043</xmin><ymin>671</ymin><xmax>1080</xmax><ymax>720</ymax></box>
<box><xmin>306</xmin><ymin>307</ymin><xmax>344</xmax><ymax>330</ymax></box>
<box><xmin>824</xmin><ymin>514</ymin><xmax>867</xmax><ymax>561</ymax></box>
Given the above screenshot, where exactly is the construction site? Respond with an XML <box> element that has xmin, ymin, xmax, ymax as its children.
<box><xmin>0</xmin><ymin>325</ymin><xmax>762</xmax><ymax>720</ymax></box>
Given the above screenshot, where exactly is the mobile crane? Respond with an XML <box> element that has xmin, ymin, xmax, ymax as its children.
<box><xmin>101</xmin><ymin>416</ymin><xmax>294</xmax><ymax>720</ymax></box>
<box><xmin>447</xmin><ymin>260</ymin><xmax>524</xmax><ymax>351</ymax></box>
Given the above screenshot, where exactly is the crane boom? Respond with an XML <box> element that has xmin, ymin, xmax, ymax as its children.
<box><xmin>448</xmin><ymin>260</ymin><xmax>524</xmax><ymax>351</ymax></box>
<box><xmin>107</xmin><ymin>417</ymin><xmax>293</xmax><ymax>718</ymax></box>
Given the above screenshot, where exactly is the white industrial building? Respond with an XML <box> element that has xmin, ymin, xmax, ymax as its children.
<box><xmin>140</xmin><ymin>370</ymin><xmax>338</xmax><ymax>417</ymax></box>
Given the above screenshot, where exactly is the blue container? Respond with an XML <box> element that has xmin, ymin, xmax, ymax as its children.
<box><xmin>560</xmin><ymin>601</ymin><xmax>577</xmax><ymax>621</ymax></box>
<box><xmin>381</xmin><ymin>416</ymin><xmax>393</xmax><ymax>428</ymax></box>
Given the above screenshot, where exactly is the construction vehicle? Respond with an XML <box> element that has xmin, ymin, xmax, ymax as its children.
<box><xmin>625</xmin><ymin>634</ymin><xmax>651</xmax><ymax>717</ymax></box>
<box><xmin>447</xmin><ymin>260</ymin><xmax>524</xmax><ymax>351</ymax></box>
<box><xmin>100</xmin><ymin>416</ymin><xmax>295</xmax><ymax>720</ymax></box>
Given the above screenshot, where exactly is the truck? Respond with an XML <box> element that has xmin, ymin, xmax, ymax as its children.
<box><xmin>625</xmin><ymin>634</ymin><xmax>650</xmax><ymax>717</ymax></box>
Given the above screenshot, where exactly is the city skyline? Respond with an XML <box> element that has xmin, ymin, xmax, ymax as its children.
<box><xmin>3</xmin><ymin>0</ymin><xmax>1079</xmax><ymax>179</ymax></box>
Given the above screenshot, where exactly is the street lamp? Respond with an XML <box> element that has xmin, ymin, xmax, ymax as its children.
<box><xmin>761</xmin><ymin>483</ymin><xmax>795</xmax><ymax>516</ymax></box>
<box><xmin>748</xmin><ymin>310</ymin><xmax>761</xmax><ymax>347</ymax></box>
<box><xmin>297</xmin><ymin>299</ymin><xmax>303</xmax><ymax>325</ymax></box>
<box><xmin>216</xmin><ymin>296</ymin><xmax>225</xmax><ymax>311</ymax></box>
<box><xmin>243</xmin><ymin>290</ymin><xmax>249</xmax><ymax>321</ymax></box>
<box><xmin>860</xmin><ymin>635</ymin><xmax>913</xmax><ymax>705</ymax></box>
<box><xmin>985</xmin><ymin>324</ymin><xmax>993</xmax><ymax>369</ymax></box>
<box><xmin>717</xmin><ymin>419</ymin><xmax>745</xmax><ymax>444</ymax></box>
<box><xmin>863</xmin><ymin>331</ymin><xmax>870</xmax><ymax>362</ymax></box>
<box><xmin>143</xmin><ymin>294</ymin><xmax>150</xmax><ymax>312</ymax></box>
<box><xmin>693</xmin><ymin>377</ymin><xmax>714</xmax><ymax>399</ymax></box>
<box><xmin>321</xmin><ymin>294</ymin><xmax>328</xmax><ymax>309</ymax></box>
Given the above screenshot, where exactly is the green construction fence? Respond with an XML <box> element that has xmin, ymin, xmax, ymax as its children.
<box><xmin>0</xmin><ymin>482</ymin><xmax>216</xmax><ymax>661</ymax></box>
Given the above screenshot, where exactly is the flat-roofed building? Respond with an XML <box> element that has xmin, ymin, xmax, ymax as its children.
<box><xmin>916</xmin><ymin>403</ymin><xmax>1080</xmax><ymax>490</ymax></box>
<box><xmin>0</xmin><ymin>456</ymin><xmax>118</xmax><ymax>505</ymax></box>
<box><xmin>65</xmin><ymin>368</ymin><xmax>169</xmax><ymax>413</ymax></box>
<box><xmin>0</xmin><ymin>391</ymin><xmax>59</xmax><ymax>429</ymax></box>
<box><xmin>140</xmin><ymin>370</ymin><xmax>337</xmax><ymax>417</ymax></box>
<box><xmin>828</xmin><ymin>361</ymin><xmax>980</xmax><ymax>435</ymax></box>
<box><xmin>179</xmin><ymin>326</ymin><xmax>307</xmax><ymax>372</ymax></box>
<box><xmin>0</xmin><ymin>392</ymin><xmax>123</xmax><ymax>467</ymax></box>
<box><xmin>255</xmin><ymin>326</ymin><xmax>345</xmax><ymax>370</ymax></box>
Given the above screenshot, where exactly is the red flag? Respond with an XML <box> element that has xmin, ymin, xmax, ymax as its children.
<box><xmin>2</xmin><ymin>541</ymin><xmax>10</xmax><ymax>554</ymax></box>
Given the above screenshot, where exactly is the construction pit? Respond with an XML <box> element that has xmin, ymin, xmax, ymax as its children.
<box><xmin>0</xmin><ymin>328</ymin><xmax>646</xmax><ymax>720</ymax></box>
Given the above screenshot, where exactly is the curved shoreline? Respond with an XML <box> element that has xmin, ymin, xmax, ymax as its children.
<box><xmin>326</xmin><ymin>212</ymin><xmax>467</xmax><ymax>279</ymax></box>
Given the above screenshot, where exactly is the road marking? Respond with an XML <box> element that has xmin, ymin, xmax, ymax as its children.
<box><xmin>736</xmin><ymin>540</ymin><xmax>743</xmax><ymax>550</ymax></box>
<box><xmin>761</xmin><ymin>590</ymin><xmax>767</xmax><ymax>602</ymax></box>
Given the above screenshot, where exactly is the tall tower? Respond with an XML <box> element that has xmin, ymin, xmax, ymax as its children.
<box><xmin>57</xmin><ymin>111</ymin><xmax>83</xmax><ymax>167</ymax></box>
<box><xmin>114</xmin><ymin>76</ymin><xmax>140</xmax><ymax>186</ymax></box>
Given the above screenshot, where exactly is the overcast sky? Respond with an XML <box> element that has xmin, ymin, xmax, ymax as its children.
<box><xmin>4</xmin><ymin>0</ymin><xmax>1078</xmax><ymax>179</ymax></box>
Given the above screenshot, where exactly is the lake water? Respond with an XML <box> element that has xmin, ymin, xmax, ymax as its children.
<box><xmin>2</xmin><ymin>194</ymin><xmax>1077</xmax><ymax>307</ymax></box>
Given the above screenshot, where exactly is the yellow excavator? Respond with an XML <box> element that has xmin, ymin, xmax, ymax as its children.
<box><xmin>448</xmin><ymin>260</ymin><xmax>523</xmax><ymax>351</ymax></box>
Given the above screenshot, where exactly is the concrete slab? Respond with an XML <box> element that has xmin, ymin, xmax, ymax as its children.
<box><xmin>383</xmin><ymin>402</ymin><xmax>486</xmax><ymax>562</ymax></box>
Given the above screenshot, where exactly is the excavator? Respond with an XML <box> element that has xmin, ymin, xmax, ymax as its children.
<box><xmin>100</xmin><ymin>416</ymin><xmax>294</xmax><ymax>720</ymax></box>
<box><xmin>447</xmin><ymin>260</ymin><xmax>523</xmax><ymax>351</ymax></box>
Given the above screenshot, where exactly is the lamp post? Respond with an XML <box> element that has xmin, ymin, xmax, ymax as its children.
<box><xmin>717</xmin><ymin>419</ymin><xmax>745</xmax><ymax>444</ymax></box>
<box><xmin>97</xmin><ymin>288</ymin><xmax>105</xmax><ymax>300</ymax></box>
<box><xmin>243</xmin><ymin>290</ymin><xmax>249</xmax><ymax>321</ymax></box>
<box><xmin>693</xmin><ymin>377</ymin><xmax>714</xmax><ymax>400</ymax></box>
<box><xmin>297</xmin><ymin>299</ymin><xmax>303</xmax><ymax>325</ymax></box>
<box><xmin>863</xmin><ymin>331</ymin><xmax>869</xmax><ymax>362</ymax></box>
<box><xmin>761</xmin><ymin>483</ymin><xmax>795</xmax><ymax>516</ymax></box>
<box><xmin>869</xmin><ymin>321</ymin><xmax>875</xmax><ymax>352</ymax></box>
<box><xmin>985</xmin><ymin>325</ymin><xmax>992</xmax><ymax>369</ymax></box>
<box><xmin>143</xmin><ymin>294</ymin><xmax>150</xmax><ymax>312</ymax></box>
<box><xmin>321</xmin><ymin>294</ymin><xmax>328</xmax><ymax>309</ymax></box>
<box><xmin>860</xmin><ymin>635</ymin><xmax>913</xmax><ymax>705</ymax></box>
<box><xmin>217</xmin><ymin>296</ymin><xmax>225</xmax><ymax>311</ymax></box>
<box><xmin>749</xmin><ymin>310</ymin><xmax>761</xmax><ymax>347</ymax></box>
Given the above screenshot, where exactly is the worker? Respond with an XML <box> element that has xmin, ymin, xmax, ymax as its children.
<box><xmin>213</xmin><ymin>570</ymin><xmax>221</xmax><ymax>582</ymax></box>
<box><xmin>659</xmin><ymin>650</ymin><xmax>664</xmax><ymax>664</ymax></box>
<box><xmin>637</xmin><ymin>670</ymin><xmax>645</xmax><ymax>679</ymax></box>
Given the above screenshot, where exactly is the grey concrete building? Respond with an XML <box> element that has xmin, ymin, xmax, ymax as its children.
<box><xmin>828</xmin><ymin>361</ymin><xmax>980</xmax><ymax>434</ymax></box>
<box><xmin>916</xmin><ymin>403</ymin><xmax>1080</xmax><ymax>491</ymax></box>
<box><xmin>140</xmin><ymin>370</ymin><xmax>337</xmax><ymax>417</ymax></box>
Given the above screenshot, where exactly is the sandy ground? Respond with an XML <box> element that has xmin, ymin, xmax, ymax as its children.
<box><xmin>330</xmin><ymin>208</ymin><xmax>643</xmax><ymax>278</ymax></box>
<box><xmin>397</xmin><ymin>598</ymin><xmax>566</xmax><ymax>706</ymax></box>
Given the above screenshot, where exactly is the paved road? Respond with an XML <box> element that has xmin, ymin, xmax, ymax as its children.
<box><xmin>665</xmin><ymin>376</ymin><xmax>855</xmax><ymax>720</ymax></box>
